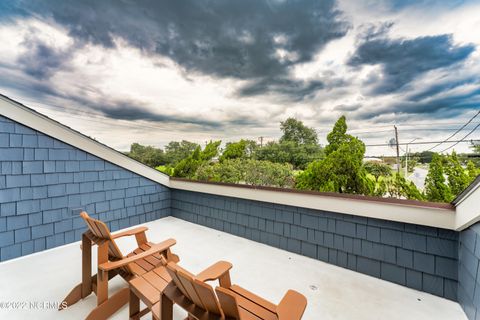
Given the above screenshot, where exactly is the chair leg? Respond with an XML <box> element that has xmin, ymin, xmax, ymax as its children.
<box><xmin>59</xmin><ymin>283</ymin><xmax>83</xmax><ymax>310</ymax></box>
<box><xmin>82</xmin><ymin>233</ymin><xmax>92</xmax><ymax>298</ymax></box>
<box><xmin>97</xmin><ymin>242</ymin><xmax>109</xmax><ymax>306</ymax></box>
<box><xmin>59</xmin><ymin>274</ymin><xmax>99</xmax><ymax>310</ymax></box>
<box><xmin>85</xmin><ymin>287</ymin><xmax>130</xmax><ymax>320</ymax></box>
<box><xmin>59</xmin><ymin>233</ymin><xmax>94</xmax><ymax>310</ymax></box>
<box><xmin>160</xmin><ymin>293</ymin><xmax>173</xmax><ymax>320</ymax></box>
<box><xmin>129</xmin><ymin>290</ymin><xmax>140</xmax><ymax>320</ymax></box>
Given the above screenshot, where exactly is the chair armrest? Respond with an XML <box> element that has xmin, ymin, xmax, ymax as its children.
<box><xmin>111</xmin><ymin>226</ymin><xmax>148</xmax><ymax>239</ymax></box>
<box><xmin>196</xmin><ymin>261</ymin><xmax>233</xmax><ymax>282</ymax></box>
<box><xmin>277</xmin><ymin>290</ymin><xmax>307</xmax><ymax>320</ymax></box>
<box><xmin>99</xmin><ymin>238</ymin><xmax>176</xmax><ymax>271</ymax></box>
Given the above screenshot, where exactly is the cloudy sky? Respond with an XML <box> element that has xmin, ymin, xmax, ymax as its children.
<box><xmin>0</xmin><ymin>0</ymin><xmax>479</xmax><ymax>155</ymax></box>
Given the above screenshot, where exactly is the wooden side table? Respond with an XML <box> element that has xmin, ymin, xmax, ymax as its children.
<box><xmin>129</xmin><ymin>265</ymin><xmax>173</xmax><ymax>320</ymax></box>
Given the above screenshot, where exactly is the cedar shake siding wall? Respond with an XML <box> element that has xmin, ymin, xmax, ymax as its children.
<box><xmin>171</xmin><ymin>189</ymin><xmax>459</xmax><ymax>300</ymax></box>
<box><xmin>458</xmin><ymin>221</ymin><xmax>480</xmax><ymax>319</ymax></box>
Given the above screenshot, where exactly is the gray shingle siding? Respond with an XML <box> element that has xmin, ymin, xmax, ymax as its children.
<box><xmin>458</xmin><ymin>222</ymin><xmax>480</xmax><ymax>319</ymax></box>
<box><xmin>171</xmin><ymin>189</ymin><xmax>459</xmax><ymax>300</ymax></box>
<box><xmin>0</xmin><ymin>115</ymin><xmax>170</xmax><ymax>261</ymax></box>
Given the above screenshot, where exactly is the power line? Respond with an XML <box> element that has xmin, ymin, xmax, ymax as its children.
<box><xmin>352</xmin><ymin>126</ymin><xmax>480</xmax><ymax>134</ymax></box>
<box><xmin>364</xmin><ymin>154</ymin><xmax>480</xmax><ymax>159</ymax></box>
<box><xmin>316</xmin><ymin>121</ymin><xmax>480</xmax><ymax>131</ymax></box>
<box><xmin>364</xmin><ymin>139</ymin><xmax>480</xmax><ymax>147</ymax></box>
<box><xmin>427</xmin><ymin>110</ymin><xmax>480</xmax><ymax>151</ymax></box>
<box><xmin>439</xmin><ymin>122</ymin><xmax>480</xmax><ymax>153</ymax></box>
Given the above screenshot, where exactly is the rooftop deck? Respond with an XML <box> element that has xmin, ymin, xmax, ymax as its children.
<box><xmin>0</xmin><ymin>217</ymin><xmax>467</xmax><ymax>320</ymax></box>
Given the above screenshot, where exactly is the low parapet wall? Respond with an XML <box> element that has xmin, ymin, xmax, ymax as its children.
<box><xmin>171</xmin><ymin>189</ymin><xmax>459</xmax><ymax>301</ymax></box>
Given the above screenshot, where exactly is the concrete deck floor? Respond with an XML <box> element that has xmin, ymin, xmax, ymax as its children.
<box><xmin>0</xmin><ymin>216</ymin><xmax>467</xmax><ymax>320</ymax></box>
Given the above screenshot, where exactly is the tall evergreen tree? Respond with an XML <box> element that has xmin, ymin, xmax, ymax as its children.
<box><xmin>444</xmin><ymin>151</ymin><xmax>469</xmax><ymax>196</ymax></box>
<box><xmin>173</xmin><ymin>141</ymin><xmax>221</xmax><ymax>178</ymax></box>
<box><xmin>467</xmin><ymin>160</ymin><xmax>479</xmax><ymax>182</ymax></box>
<box><xmin>425</xmin><ymin>154</ymin><xmax>452</xmax><ymax>202</ymax></box>
<box><xmin>296</xmin><ymin>116</ymin><xmax>373</xmax><ymax>194</ymax></box>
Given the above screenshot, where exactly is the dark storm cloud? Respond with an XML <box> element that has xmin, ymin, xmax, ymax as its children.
<box><xmin>16</xmin><ymin>34</ymin><xmax>74</xmax><ymax>79</ymax></box>
<box><xmin>386</xmin><ymin>0</ymin><xmax>466</xmax><ymax>10</ymax></box>
<box><xmin>400</xmin><ymin>86</ymin><xmax>480</xmax><ymax>116</ymax></box>
<box><xmin>238</xmin><ymin>78</ymin><xmax>324</xmax><ymax>101</ymax></box>
<box><xmin>0</xmin><ymin>1</ymin><xmax>27</xmax><ymax>20</ymax></box>
<box><xmin>83</xmin><ymin>99</ymin><xmax>262</xmax><ymax>128</ymax></box>
<box><xmin>334</xmin><ymin>103</ymin><xmax>362</xmax><ymax>112</ymax></box>
<box><xmin>11</xmin><ymin>0</ymin><xmax>349</xmax><ymax>100</ymax></box>
<box><xmin>97</xmin><ymin>101</ymin><xmax>222</xmax><ymax>128</ymax></box>
<box><xmin>408</xmin><ymin>77</ymin><xmax>478</xmax><ymax>102</ymax></box>
<box><xmin>350</xmin><ymin>81</ymin><xmax>480</xmax><ymax>121</ymax></box>
<box><xmin>349</xmin><ymin>33</ymin><xmax>475</xmax><ymax>94</ymax></box>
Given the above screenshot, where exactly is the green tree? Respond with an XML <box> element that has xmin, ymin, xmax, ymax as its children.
<box><xmin>424</xmin><ymin>154</ymin><xmax>452</xmax><ymax>202</ymax></box>
<box><xmin>156</xmin><ymin>165</ymin><xmax>174</xmax><ymax>176</ymax></box>
<box><xmin>255</xmin><ymin>141</ymin><xmax>291</xmax><ymax>164</ymax></box>
<box><xmin>173</xmin><ymin>141</ymin><xmax>221</xmax><ymax>178</ymax></box>
<box><xmin>195</xmin><ymin>159</ymin><xmax>245</xmax><ymax>183</ymax></box>
<box><xmin>126</xmin><ymin>143</ymin><xmax>165</xmax><ymax>168</ymax></box>
<box><xmin>401</xmin><ymin>156</ymin><xmax>419</xmax><ymax>173</ymax></box>
<box><xmin>219</xmin><ymin>139</ymin><xmax>257</xmax><ymax>162</ymax></box>
<box><xmin>444</xmin><ymin>151</ymin><xmax>470</xmax><ymax>196</ymax></box>
<box><xmin>296</xmin><ymin>116</ymin><xmax>373</xmax><ymax>194</ymax></box>
<box><xmin>324</xmin><ymin>116</ymin><xmax>349</xmax><ymax>156</ymax></box>
<box><xmin>279</xmin><ymin>118</ymin><xmax>318</xmax><ymax>145</ymax></box>
<box><xmin>410</xmin><ymin>151</ymin><xmax>435</xmax><ymax>164</ymax></box>
<box><xmin>255</xmin><ymin>140</ymin><xmax>323</xmax><ymax>169</ymax></box>
<box><xmin>164</xmin><ymin>140</ymin><xmax>199</xmax><ymax>165</ymax></box>
<box><xmin>364</xmin><ymin>161</ymin><xmax>392</xmax><ymax>181</ymax></box>
<box><xmin>382</xmin><ymin>174</ymin><xmax>424</xmax><ymax>201</ymax></box>
<box><xmin>200</xmin><ymin>140</ymin><xmax>221</xmax><ymax>161</ymax></box>
<box><xmin>467</xmin><ymin>160</ymin><xmax>479</xmax><ymax>182</ymax></box>
<box><xmin>254</xmin><ymin>117</ymin><xmax>323</xmax><ymax>169</ymax></box>
<box><xmin>173</xmin><ymin>147</ymin><xmax>202</xmax><ymax>178</ymax></box>
<box><xmin>195</xmin><ymin>159</ymin><xmax>294</xmax><ymax>188</ymax></box>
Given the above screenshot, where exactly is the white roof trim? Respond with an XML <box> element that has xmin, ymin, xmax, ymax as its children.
<box><xmin>454</xmin><ymin>180</ymin><xmax>480</xmax><ymax>230</ymax></box>
<box><xmin>0</xmin><ymin>95</ymin><xmax>170</xmax><ymax>186</ymax></box>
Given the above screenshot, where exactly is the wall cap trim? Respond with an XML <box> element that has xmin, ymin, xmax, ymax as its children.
<box><xmin>170</xmin><ymin>177</ymin><xmax>454</xmax><ymax>210</ymax></box>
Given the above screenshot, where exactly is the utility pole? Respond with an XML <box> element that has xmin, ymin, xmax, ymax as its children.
<box><xmin>394</xmin><ymin>125</ymin><xmax>400</xmax><ymax>174</ymax></box>
<box><xmin>405</xmin><ymin>144</ymin><xmax>408</xmax><ymax>177</ymax></box>
<box><xmin>259</xmin><ymin>136</ymin><xmax>264</xmax><ymax>147</ymax></box>
<box><xmin>405</xmin><ymin>138</ymin><xmax>420</xmax><ymax>178</ymax></box>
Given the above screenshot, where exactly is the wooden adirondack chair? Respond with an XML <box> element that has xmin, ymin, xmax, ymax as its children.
<box><xmin>215</xmin><ymin>285</ymin><xmax>307</xmax><ymax>320</ymax></box>
<box><xmin>60</xmin><ymin>211</ymin><xmax>179</xmax><ymax>320</ymax></box>
<box><xmin>129</xmin><ymin>260</ymin><xmax>233</xmax><ymax>320</ymax></box>
<box><xmin>163</xmin><ymin>260</ymin><xmax>233</xmax><ymax>320</ymax></box>
<box><xmin>163</xmin><ymin>261</ymin><xmax>307</xmax><ymax>320</ymax></box>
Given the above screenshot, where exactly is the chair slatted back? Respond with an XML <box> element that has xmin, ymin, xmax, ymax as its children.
<box><xmin>80</xmin><ymin>211</ymin><xmax>133</xmax><ymax>274</ymax></box>
<box><xmin>215</xmin><ymin>287</ymin><xmax>241</xmax><ymax>319</ymax></box>
<box><xmin>176</xmin><ymin>269</ymin><xmax>207</xmax><ymax>310</ymax></box>
<box><xmin>166</xmin><ymin>262</ymin><xmax>192</xmax><ymax>300</ymax></box>
<box><xmin>192</xmin><ymin>278</ymin><xmax>223</xmax><ymax>315</ymax></box>
<box><xmin>166</xmin><ymin>262</ymin><xmax>223</xmax><ymax>316</ymax></box>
